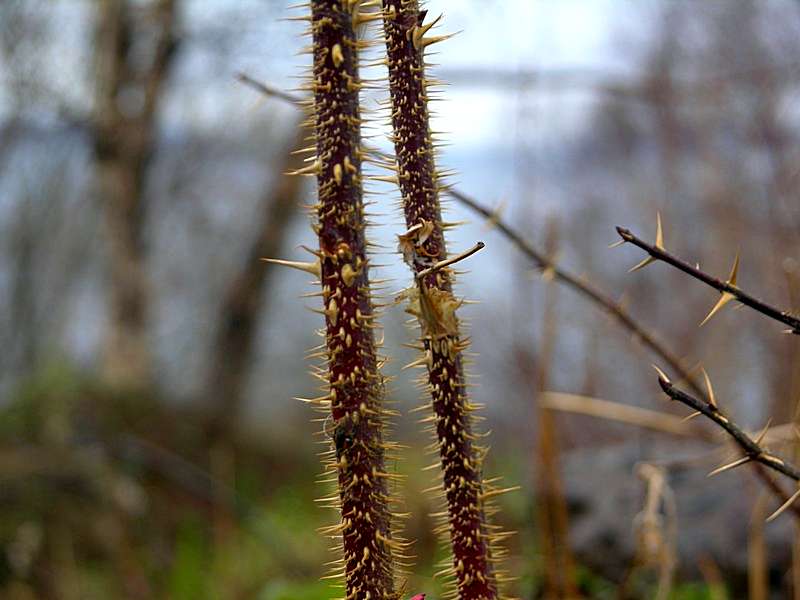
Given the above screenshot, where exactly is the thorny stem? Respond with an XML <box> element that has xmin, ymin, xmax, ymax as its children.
<box><xmin>306</xmin><ymin>1</ymin><xmax>396</xmax><ymax>597</ymax></box>
<box><xmin>657</xmin><ymin>375</ymin><xmax>800</xmax><ymax>483</ymax></box>
<box><xmin>617</xmin><ymin>225</ymin><xmax>800</xmax><ymax>333</ymax></box>
<box><xmin>381</xmin><ymin>2</ymin><xmax>505</xmax><ymax>598</ymax></box>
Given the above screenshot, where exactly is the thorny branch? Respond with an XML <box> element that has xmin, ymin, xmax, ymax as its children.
<box><xmin>447</xmin><ymin>189</ymin><xmax>708</xmax><ymax>401</ymax></box>
<box><xmin>656</xmin><ymin>374</ymin><xmax>800</xmax><ymax>481</ymax></box>
<box><xmin>617</xmin><ymin>224</ymin><xmax>800</xmax><ymax>333</ymax></box>
<box><xmin>656</xmin><ymin>372</ymin><xmax>800</xmax><ymax>521</ymax></box>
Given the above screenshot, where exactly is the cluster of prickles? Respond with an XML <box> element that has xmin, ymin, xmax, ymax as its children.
<box><xmin>276</xmin><ymin>1</ymin><xmax>515</xmax><ymax>599</ymax></box>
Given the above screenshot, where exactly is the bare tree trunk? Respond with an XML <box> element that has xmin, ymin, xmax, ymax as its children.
<box><xmin>92</xmin><ymin>0</ymin><xmax>177</xmax><ymax>388</ymax></box>
<box><xmin>204</xmin><ymin>122</ymin><xmax>305</xmax><ymax>438</ymax></box>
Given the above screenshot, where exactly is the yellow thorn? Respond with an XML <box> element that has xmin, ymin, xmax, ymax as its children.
<box><xmin>701</xmin><ymin>368</ymin><xmax>717</xmax><ymax>408</ymax></box>
<box><xmin>419</xmin><ymin>33</ymin><xmax>456</xmax><ymax>50</ymax></box>
<box><xmin>629</xmin><ymin>212</ymin><xmax>664</xmax><ymax>272</ymax></box>
<box><xmin>331</xmin><ymin>43</ymin><xmax>344</xmax><ymax>68</ymax></box>
<box><xmin>754</xmin><ymin>418</ymin><xmax>773</xmax><ymax>446</ymax></box>
<box><xmin>261</xmin><ymin>257</ymin><xmax>321</xmax><ymax>277</ymax></box>
<box><xmin>341</xmin><ymin>263</ymin><xmax>357</xmax><ymax>286</ymax></box>
<box><xmin>628</xmin><ymin>255</ymin><xmax>656</xmax><ymax>273</ymax></box>
<box><xmin>700</xmin><ymin>252</ymin><xmax>740</xmax><ymax>326</ymax></box>
<box><xmin>654</xmin><ymin>211</ymin><xmax>664</xmax><ymax>250</ymax></box>
<box><xmin>418</xmin><ymin>13</ymin><xmax>443</xmax><ymax>37</ymax></box>
<box><xmin>287</xmin><ymin>159</ymin><xmax>320</xmax><ymax>176</ymax></box>
<box><xmin>727</xmin><ymin>251</ymin><xmax>740</xmax><ymax>287</ymax></box>
<box><xmin>700</xmin><ymin>292</ymin><xmax>735</xmax><ymax>326</ymax></box>
<box><xmin>652</xmin><ymin>364</ymin><xmax>671</xmax><ymax>385</ymax></box>
<box><xmin>766</xmin><ymin>486</ymin><xmax>800</xmax><ymax>522</ymax></box>
<box><xmin>707</xmin><ymin>455</ymin><xmax>750</xmax><ymax>477</ymax></box>
<box><xmin>681</xmin><ymin>410</ymin><xmax>701</xmax><ymax>422</ymax></box>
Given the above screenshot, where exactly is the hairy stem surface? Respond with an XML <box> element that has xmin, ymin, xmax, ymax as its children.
<box><xmin>382</xmin><ymin>2</ymin><xmax>505</xmax><ymax>597</ymax></box>
<box><xmin>307</xmin><ymin>2</ymin><xmax>397</xmax><ymax>596</ymax></box>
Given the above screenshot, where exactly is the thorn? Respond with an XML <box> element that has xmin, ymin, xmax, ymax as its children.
<box><xmin>754</xmin><ymin>418</ymin><xmax>773</xmax><ymax>446</ymax></box>
<box><xmin>608</xmin><ymin>239</ymin><xmax>625</xmax><ymax>249</ymax></box>
<box><xmin>681</xmin><ymin>410</ymin><xmax>702</xmax><ymax>422</ymax></box>
<box><xmin>287</xmin><ymin>159</ymin><xmax>320</xmax><ymax>176</ymax></box>
<box><xmin>300</xmin><ymin>245</ymin><xmax>321</xmax><ymax>258</ymax></box>
<box><xmin>628</xmin><ymin>213</ymin><xmax>664</xmax><ymax>272</ymax></box>
<box><xmin>700</xmin><ymin>292</ymin><xmax>735</xmax><ymax>326</ymax></box>
<box><xmin>727</xmin><ymin>251</ymin><xmax>740</xmax><ymax>287</ymax></box>
<box><xmin>699</xmin><ymin>252</ymin><xmax>740</xmax><ymax>326</ymax></box>
<box><xmin>410</xmin><ymin>13</ymin><xmax>443</xmax><ymax>49</ymax></box>
<box><xmin>654</xmin><ymin>211</ymin><xmax>664</xmax><ymax>250</ymax></box>
<box><xmin>766</xmin><ymin>486</ymin><xmax>800</xmax><ymax>522</ymax></box>
<box><xmin>261</xmin><ymin>257</ymin><xmax>321</xmax><ymax>277</ymax></box>
<box><xmin>652</xmin><ymin>364</ymin><xmax>671</xmax><ymax>385</ymax></box>
<box><xmin>707</xmin><ymin>455</ymin><xmax>751</xmax><ymax>477</ymax></box>
<box><xmin>629</xmin><ymin>255</ymin><xmax>657</xmax><ymax>273</ymax></box>
<box><xmin>419</xmin><ymin>33</ymin><xmax>456</xmax><ymax>49</ymax></box>
<box><xmin>701</xmin><ymin>368</ymin><xmax>717</xmax><ymax>408</ymax></box>
<box><xmin>415</xmin><ymin>12</ymin><xmax>442</xmax><ymax>40</ymax></box>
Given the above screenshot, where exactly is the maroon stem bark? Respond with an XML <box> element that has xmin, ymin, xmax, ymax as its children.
<box><xmin>309</xmin><ymin>2</ymin><xmax>396</xmax><ymax>597</ymax></box>
<box><xmin>382</xmin><ymin>2</ymin><xmax>500</xmax><ymax>597</ymax></box>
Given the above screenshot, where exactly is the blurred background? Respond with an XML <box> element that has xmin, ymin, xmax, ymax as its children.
<box><xmin>3</xmin><ymin>0</ymin><xmax>800</xmax><ymax>598</ymax></box>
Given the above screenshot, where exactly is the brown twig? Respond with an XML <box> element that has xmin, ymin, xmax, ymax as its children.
<box><xmin>656</xmin><ymin>372</ymin><xmax>800</xmax><ymax>521</ymax></box>
<box><xmin>236</xmin><ymin>72</ymin><xmax>302</xmax><ymax>105</ymax></box>
<box><xmin>617</xmin><ymin>225</ymin><xmax>800</xmax><ymax>333</ymax></box>
<box><xmin>657</xmin><ymin>374</ymin><xmax>800</xmax><ymax>480</ymax></box>
<box><xmin>447</xmin><ymin>189</ymin><xmax>709</xmax><ymax>400</ymax></box>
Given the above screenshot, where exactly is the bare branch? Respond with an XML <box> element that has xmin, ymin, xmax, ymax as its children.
<box><xmin>446</xmin><ymin>189</ymin><xmax>709</xmax><ymax>400</ymax></box>
<box><xmin>236</xmin><ymin>72</ymin><xmax>302</xmax><ymax>105</ymax></box>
